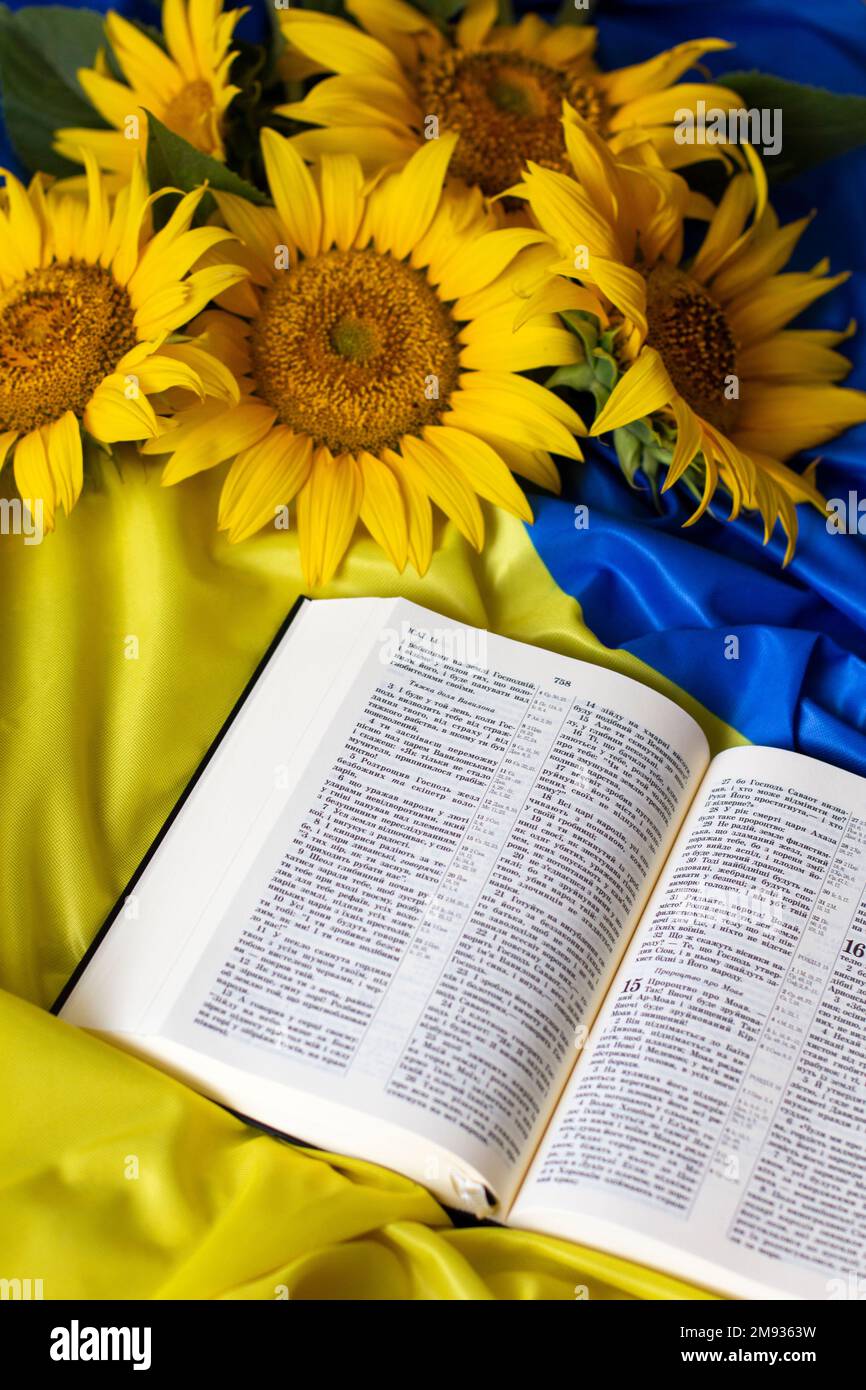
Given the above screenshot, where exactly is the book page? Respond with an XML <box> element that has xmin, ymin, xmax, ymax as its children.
<box><xmin>513</xmin><ymin>745</ymin><xmax>866</xmax><ymax>1298</ymax></box>
<box><xmin>102</xmin><ymin>596</ymin><xmax>708</xmax><ymax>1212</ymax></box>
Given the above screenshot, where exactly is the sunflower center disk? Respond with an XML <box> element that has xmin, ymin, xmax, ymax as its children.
<box><xmin>0</xmin><ymin>262</ymin><xmax>137</xmax><ymax>434</ymax></box>
<box><xmin>163</xmin><ymin>79</ymin><xmax>217</xmax><ymax>152</ymax></box>
<box><xmin>251</xmin><ymin>248</ymin><xmax>460</xmax><ymax>456</ymax></box>
<box><xmin>643</xmin><ymin>264</ymin><xmax>741</xmax><ymax>433</ymax></box>
<box><xmin>416</xmin><ymin>50</ymin><xmax>605</xmax><ymax>198</ymax></box>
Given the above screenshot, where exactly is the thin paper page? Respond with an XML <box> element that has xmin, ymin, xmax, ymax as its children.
<box><xmin>159</xmin><ymin>598</ymin><xmax>709</xmax><ymax>1206</ymax></box>
<box><xmin>513</xmin><ymin>744</ymin><xmax>866</xmax><ymax>1299</ymax></box>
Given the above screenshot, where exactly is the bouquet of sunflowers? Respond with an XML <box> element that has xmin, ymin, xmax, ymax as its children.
<box><xmin>1</xmin><ymin>0</ymin><xmax>865</xmax><ymax>582</ymax></box>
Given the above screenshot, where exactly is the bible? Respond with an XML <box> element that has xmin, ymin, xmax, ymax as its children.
<box><xmin>57</xmin><ymin>596</ymin><xmax>866</xmax><ymax>1301</ymax></box>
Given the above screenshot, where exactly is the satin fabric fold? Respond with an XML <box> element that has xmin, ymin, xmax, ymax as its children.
<box><xmin>0</xmin><ymin>457</ymin><xmax>742</xmax><ymax>1300</ymax></box>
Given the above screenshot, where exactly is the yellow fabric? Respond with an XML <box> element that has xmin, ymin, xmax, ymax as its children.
<box><xmin>0</xmin><ymin>455</ymin><xmax>744</xmax><ymax>1299</ymax></box>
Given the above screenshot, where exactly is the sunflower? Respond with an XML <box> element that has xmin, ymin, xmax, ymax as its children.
<box><xmin>0</xmin><ymin>156</ymin><xmax>243</xmax><ymax>529</ymax></box>
<box><xmin>513</xmin><ymin>106</ymin><xmax>866</xmax><ymax>562</ymax></box>
<box><xmin>55</xmin><ymin>0</ymin><xmax>243</xmax><ymax>175</ymax></box>
<box><xmin>275</xmin><ymin>0</ymin><xmax>739</xmax><ymax>199</ymax></box>
<box><xmin>145</xmin><ymin>128</ymin><xmax>584</xmax><ymax>584</ymax></box>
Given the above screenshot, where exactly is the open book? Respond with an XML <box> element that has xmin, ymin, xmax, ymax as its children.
<box><xmin>57</xmin><ymin>597</ymin><xmax>866</xmax><ymax>1301</ymax></box>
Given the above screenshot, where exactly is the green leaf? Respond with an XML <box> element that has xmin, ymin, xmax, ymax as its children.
<box><xmin>0</xmin><ymin>5</ymin><xmax>110</xmax><ymax>176</ymax></box>
<box><xmin>561</xmin><ymin>309</ymin><xmax>599</xmax><ymax>358</ymax></box>
<box><xmin>145</xmin><ymin>110</ymin><xmax>270</xmax><ymax>227</ymax></box>
<box><xmin>546</xmin><ymin>362</ymin><xmax>596</xmax><ymax>393</ymax></box>
<box><xmin>716</xmin><ymin>70</ymin><xmax>866</xmax><ymax>181</ymax></box>
<box><xmin>613</xmin><ymin>428</ymin><xmax>642</xmax><ymax>487</ymax></box>
<box><xmin>591</xmin><ymin>348</ymin><xmax>618</xmax><ymax>391</ymax></box>
<box><xmin>627</xmin><ymin>417</ymin><xmax>661</xmax><ymax>447</ymax></box>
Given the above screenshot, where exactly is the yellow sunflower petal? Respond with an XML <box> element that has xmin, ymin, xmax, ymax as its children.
<box><xmin>598</xmin><ymin>39</ymin><xmax>733</xmax><ymax>106</ymax></box>
<box><xmin>319</xmin><ymin>153</ymin><xmax>366</xmax><ymax>252</ymax></box>
<box><xmin>83</xmin><ymin>378</ymin><xmax>160</xmax><ymax>444</ymax></box>
<box><xmin>423</xmin><ymin>425</ymin><xmax>533</xmax><ymax>522</ymax></box>
<box><xmin>711</xmin><ymin>214</ymin><xmax>814</xmax><ymax>301</ymax></box>
<box><xmin>127</xmin><ymin>224</ymin><xmax>236</xmax><ymax>306</ymax></box>
<box><xmin>211</xmin><ymin>192</ymin><xmax>286</xmax><ymax>282</ymax></box>
<box><xmin>444</xmin><ymin>389</ymin><xmax>581</xmax><ymax>460</ymax></box>
<box><xmin>512</xmin><ymin>278</ymin><xmax>608</xmax><ymax>332</ymax></box>
<box><xmin>459</xmin><ymin>313</ymin><xmax>580</xmax><ymax>372</ymax></box>
<box><xmin>726</xmin><ymin>269</ymin><xmax>850</xmax><ymax>347</ymax></box>
<box><xmin>682</xmin><ymin>449</ymin><xmax>719</xmax><ymax>528</ymax></box>
<box><xmin>368</xmin><ymin>132</ymin><xmax>457</xmax><ymax>260</ymax></box>
<box><xmin>162</xmin><ymin>0</ymin><xmax>197</xmax><ymax>80</ymax></box>
<box><xmin>107</xmin><ymin>10</ymin><xmax>184</xmax><ymax>105</ymax></box>
<box><xmin>435</xmin><ymin>227</ymin><xmax>549</xmax><ymax>301</ymax></box>
<box><xmin>738</xmin><ymin>449</ymin><xmax>826</xmax><ymax>510</ymax></box>
<box><xmin>278</xmin><ymin>11</ymin><xmax>408</xmax><ymax>84</ymax></box>
<box><xmin>590</xmin><ymin>347</ymin><xmax>675</xmax><ymax>435</ymax></box>
<box><xmin>399</xmin><ymin>434</ymin><xmax>485</xmax><ymax>550</ymax></box>
<box><xmin>456</xmin><ymin>0</ymin><xmax>498</xmax><ymax>51</ymax></box>
<box><xmin>690</xmin><ymin>172</ymin><xmax>757</xmax><ymax>283</ymax></box>
<box><xmin>358</xmin><ymin>450</ymin><xmax>409</xmax><ymax>570</ymax></box>
<box><xmin>160</xmin><ymin>402</ymin><xmax>276</xmax><ymax>484</ymax></box>
<box><xmin>475</xmin><ymin>435</ymin><xmax>561</xmax><ymax>494</ymax></box>
<box><xmin>122</xmin><ymin>353</ymin><xmax>204</xmax><ymax>399</ymax></box>
<box><xmin>110</xmin><ymin>158</ymin><xmax>155</xmax><ymax>287</ymax></box>
<box><xmin>0</xmin><ymin>168</ymin><xmax>43</xmax><ymax>271</ymax></box>
<box><xmin>45</xmin><ymin>410</ymin><xmax>84</xmax><ymax>516</ymax></box>
<box><xmin>261</xmin><ymin>127</ymin><xmax>323</xmax><ymax>259</ymax></box>
<box><xmin>608</xmin><ymin>83</ymin><xmax>751</xmax><ymax>133</ymax></box>
<box><xmin>296</xmin><ymin>447</ymin><xmax>363</xmax><ymax>586</ymax></box>
<box><xmin>734</xmin><ymin>384</ymin><xmax>866</xmax><ymax>459</ymax></box>
<box><xmin>77</xmin><ymin>67</ymin><xmax>145</xmax><ymax>131</ymax></box>
<box><xmin>460</xmin><ymin>369</ymin><xmax>586</xmax><ymax>434</ymax></box>
<box><xmin>54</xmin><ymin>128</ymin><xmax>133</xmax><ymax>176</ymax></box>
<box><xmin>220</xmin><ymin>428</ymin><xmax>313</xmax><ymax>542</ymax></box>
<box><xmin>139</xmin><ymin>398</ymin><xmax>228</xmax><ymax>454</ymax></box>
<box><xmin>590</xmin><ymin>257</ymin><xmax>648</xmax><ymax>338</ymax></box>
<box><xmin>156</xmin><ymin>342</ymin><xmax>241</xmax><ymax>402</ymax></box>
<box><xmin>277</xmin><ymin>73</ymin><xmax>421</xmax><ymax>133</ymax></box>
<box><xmin>289</xmin><ymin>125</ymin><xmax>417</xmax><ymax>169</ymax></box>
<box><xmin>663</xmin><ymin>395</ymin><xmax>703</xmax><ymax>489</ymax></box>
<box><xmin>12</xmin><ymin>428</ymin><xmax>55</xmax><ymax>530</ymax></box>
<box><xmin>382</xmin><ymin>447</ymin><xmax>433</xmax><ymax>575</ymax></box>
<box><xmin>738</xmin><ymin>330</ymin><xmax>854</xmax><ymax>383</ymax></box>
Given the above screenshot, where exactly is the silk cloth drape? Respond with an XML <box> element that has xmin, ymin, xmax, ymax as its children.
<box><xmin>0</xmin><ymin>460</ymin><xmax>741</xmax><ymax>1300</ymax></box>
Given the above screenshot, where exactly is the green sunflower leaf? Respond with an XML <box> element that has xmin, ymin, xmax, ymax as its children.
<box><xmin>613</xmin><ymin>428</ymin><xmax>643</xmax><ymax>487</ymax></box>
<box><xmin>715</xmin><ymin>71</ymin><xmax>866</xmax><ymax>182</ymax></box>
<box><xmin>0</xmin><ymin>4</ymin><xmax>110</xmax><ymax>176</ymax></box>
<box><xmin>591</xmin><ymin>349</ymin><xmax>618</xmax><ymax>391</ymax></box>
<box><xmin>145</xmin><ymin>110</ymin><xmax>271</xmax><ymax>227</ymax></box>
<box><xmin>546</xmin><ymin>362</ymin><xmax>596</xmax><ymax>393</ymax></box>
<box><xmin>561</xmin><ymin>309</ymin><xmax>600</xmax><ymax>357</ymax></box>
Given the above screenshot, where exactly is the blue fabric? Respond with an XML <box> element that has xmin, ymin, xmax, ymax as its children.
<box><xmin>523</xmin><ymin>0</ymin><xmax>866</xmax><ymax>778</ymax></box>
